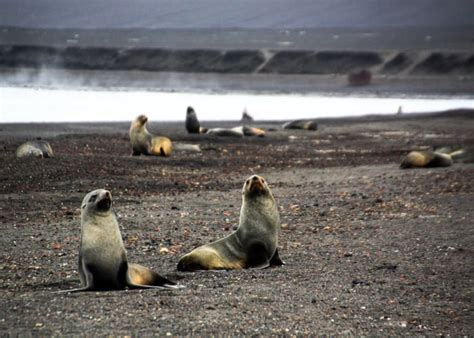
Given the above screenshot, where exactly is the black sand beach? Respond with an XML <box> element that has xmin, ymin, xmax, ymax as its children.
<box><xmin>1</xmin><ymin>111</ymin><xmax>473</xmax><ymax>335</ymax></box>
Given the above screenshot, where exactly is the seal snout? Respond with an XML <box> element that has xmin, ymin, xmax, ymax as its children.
<box><xmin>137</xmin><ymin>114</ymin><xmax>148</xmax><ymax>125</ymax></box>
<box><xmin>247</xmin><ymin>175</ymin><xmax>267</xmax><ymax>194</ymax></box>
<box><xmin>96</xmin><ymin>190</ymin><xmax>112</xmax><ymax>211</ymax></box>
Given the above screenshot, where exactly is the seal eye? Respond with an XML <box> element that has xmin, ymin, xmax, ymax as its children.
<box><xmin>89</xmin><ymin>194</ymin><xmax>97</xmax><ymax>203</ymax></box>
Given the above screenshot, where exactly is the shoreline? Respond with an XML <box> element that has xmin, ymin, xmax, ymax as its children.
<box><xmin>2</xmin><ymin>86</ymin><xmax>473</xmax><ymax>124</ymax></box>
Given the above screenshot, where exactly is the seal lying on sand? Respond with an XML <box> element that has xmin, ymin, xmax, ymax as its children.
<box><xmin>206</xmin><ymin>127</ymin><xmax>244</xmax><ymax>137</ymax></box>
<box><xmin>177</xmin><ymin>175</ymin><xmax>283</xmax><ymax>271</ymax></box>
<box><xmin>185</xmin><ymin>107</ymin><xmax>207</xmax><ymax>134</ymax></box>
<box><xmin>282</xmin><ymin>119</ymin><xmax>318</xmax><ymax>131</ymax></box>
<box><xmin>60</xmin><ymin>189</ymin><xmax>178</xmax><ymax>292</ymax></box>
<box><xmin>15</xmin><ymin>140</ymin><xmax>54</xmax><ymax>158</ymax></box>
<box><xmin>129</xmin><ymin>115</ymin><xmax>172</xmax><ymax>156</ymax></box>
<box><xmin>206</xmin><ymin>126</ymin><xmax>265</xmax><ymax>137</ymax></box>
<box><xmin>400</xmin><ymin>148</ymin><xmax>465</xmax><ymax>169</ymax></box>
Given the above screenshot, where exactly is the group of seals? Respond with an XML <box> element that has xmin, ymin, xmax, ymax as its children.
<box><xmin>62</xmin><ymin>189</ymin><xmax>178</xmax><ymax>292</ymax></box>
<box><xmin>400</xmin><ymin>148</ymin><xmax>465</xmax><ymax>169</ymax></box>
<box><xmin>185</xmin><ymin>106</ymin><xmax>266</xmax><ymax>137</ymax></box>
<box><xmin>129</xmin><ymin>115</ymin><xmax>173</xmax><ymax>156</ymax></box>
<box><xmin>15</xmin><ymin>140</ymin><xmax>54</xmax><ymax>158</ymax></box>
<box><xmin>62</xmin><ymin>175</ymin><xmax>282</xmax><ymax>292</ymax></box>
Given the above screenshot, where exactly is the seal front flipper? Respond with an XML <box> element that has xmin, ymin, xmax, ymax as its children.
<box><xmin>55</xmin><ymin>258</ymin><xmax>96</xmax><ymax>293</ymax></box>
<box><xmin>269</xmin><ymin>248</ymin><xmax>285</xmax><ymax>267</ymax></box>
<box><xmin>244</xmin><ymin>242</ymin><xmax>273</xmax><ymax>269</ymax></box>
<box><xmin>127</xmin><ymin>263</ymin><xmax>182</xmax><ymax>289</ymax></box>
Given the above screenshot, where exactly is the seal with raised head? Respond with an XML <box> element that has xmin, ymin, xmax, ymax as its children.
<box><xmin>61</xmin><ymin>189</ymin><xmax>178</xmax><ymax>292</ymax></box>
<box><xmin>282</xmin><ymin>119</ymin><xmax>318</xmax><ymax>131</ymax></box>
<box><xmin>241</xmin><ymin>109</ymin><xmax>254</xmax><ymax>123</ymax></box>
<box><xmin>16</xmin><ymin>140</ymin><xmax>54</xmax><ymax>158</ymax></box>
<box><xmin>129</xmin><ymin>115</ymin><xmax>172</xmax><ymax>156</ymax></box>
<box><xmin>177</xmin><ymin>175</ymin><xmax>283</xmax><ymax>271</ymax></box>
<box><xmin>185</xmin><ymin>106</ymin><xmax>207</xmax><ymax>134</ymax></box>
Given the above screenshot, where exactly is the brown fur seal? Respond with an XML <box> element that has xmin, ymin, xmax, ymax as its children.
<box><xmin>185</xmin><ymin>107</ymin><xmax>207</xmax><ymax>134</ymax></box>
<box><xmin>15</xmin><ymin>140</ymin><xmax>53</xmax><ymax>158</ymax></box>
<box><xmin>400</xmin><ymin>149</ymin><xmax>463</xmax><ymax>169</ymax></box>
<box><xmin>177</xmin><ymin>175</ymin><xmax>283</xmax><ymax>271</ymax></box>
<box><xmin>282</xmin><ymin>119</ymin><xmax>318</xmax><ymax>131</ymax></box>
<box><xmin>129</xmin><ymin>115</ymin><xmax>172</xmax><ymax>156</ymax></box>
<box><xmin>61</xmin><ymin>189</ymin><xmax>178</xmax><ymax>292</ymax></box>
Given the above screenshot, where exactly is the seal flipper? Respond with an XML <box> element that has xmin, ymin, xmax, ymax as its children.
<box><xmin>269</xmin><ymin>248</ymin><xmax>285</xmax><ymax>266</ymax></box>
<box><xmin>245</xmin><ymin>242</ymin><xmax>273</xmax><ymax>269</ymax></box>
<box><xmin>55</xmin><ymin>257</ymin><xmax>95</xmax><ymax>293</ymax></box>
<box><xmin>127</xmin><ymin>263</ymin><xmax>181</xmax><ymax>289</ymax></box>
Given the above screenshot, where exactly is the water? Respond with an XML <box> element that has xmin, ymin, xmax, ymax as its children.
<box><xmin>1</xmin><ymin>87</ymin><xmax>473</xmax><ymax>123</ymax></box>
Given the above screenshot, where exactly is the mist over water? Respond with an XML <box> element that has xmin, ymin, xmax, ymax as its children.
<box><xmin>1</xmin><ymin>87</ymin><xmax>473</xmax><ymax>123</ymax></box>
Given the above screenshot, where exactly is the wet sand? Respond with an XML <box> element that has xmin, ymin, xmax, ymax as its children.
<box><xmin>0</xmin><ymin>111</ymin><xmax>473</xmax><ymax>335</ymax></box>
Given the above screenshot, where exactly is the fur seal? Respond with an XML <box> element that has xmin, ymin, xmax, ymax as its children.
<box><xmin>206</xmin><ymin>127</ymin><xmax>244</xmax><ymax>137</ymax></box>
<box><xmin>399</xmin><ymin>149</ymin><xmax>464</xmax><ymax>169</ymax></box>
<box><xmin>129</xmin><ymin>115</ymin><xmax>172</xmax><ymax>156</ymax></box>
<box><xmin>205</xmin><ymin>126</ymin><xmax>265</xmax><ymax>137</ymax></box>
<box><xmin>15</xmin><ymin>140</ymin><xmax>54</xmax><ymax>158</ymax></box>
<box><xmin>241</xmin><ymin>109</ymin><xmax>254</xmax><ymax>123</ymax></box>
<box><xmin>60</xmin><ymin>189</ymin><xmax>178</xmax><ymax>292</ymax></box>
<box><xmin>185</xmin><ymin>107</ymin><xmax>207</xmax><ymax>134</ymax></box>
<box><xmin>177</xmin><ymin>175</ymin><xmax>283</xmax><ymax>271</ymax></box>
<box><xmin>238</xmin><ymin>126</ymin><xmax>265</xmax><ymax>137</ymax></box>
<box><xmin>282</xmin><ymin>119</ymin><xmax>318</xmax><ymax>131</ymax></box>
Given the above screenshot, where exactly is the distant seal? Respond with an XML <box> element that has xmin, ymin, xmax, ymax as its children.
<box><xmin>239</xmin><ymin>126</ymin><xmax>265</xmax><ymax>137</ymax></box>
<box><xmin>206</xmin><ymin>127</ymin><xmax>244</xmax><ymax>137</ymax></box>
<box><xmin>61</xmin><ymin>189</ymin><xmax>178</xmax><ymax>292</ymax></box>
<box><xmin>177</xmin><ymin>175</ymin><xmax>283</xmax><ymax>271</ymax></box>
<box><xmin>185</xmin><ymin>107</ymin><xmax>207</xmax><ymax>134</ymax></box>
<box><xmin>129</xmin><ymin>115</ymin><xmax>172</xmax><ymax>156</ymax></box>
<box><xmin>400</xmin><ymin>148</ymin><xmax>466</xmax><ymax>168</ymax></box>
<box><xmin>400</xmin><ymin>150</ymin><xmax>457</xmax><ymax>169</ymax></box>
<box><xmin>282</xmin><ymin>119</ymin><xmax>318</xmax><ymax>131</ymax></box>
<box><xmin>241</xmin><ymin>109</ymin><xmax>254</xmax><ymax>123</ymax></box>
<box><xmin>15</xmin><ymin>140</ymin><xmax>54</xmax><ymax>158</ymax></box>
<box><xmin>206</xmin><ymin>126</ymin><xmax>265</xmax><ymax>137</ymax></box>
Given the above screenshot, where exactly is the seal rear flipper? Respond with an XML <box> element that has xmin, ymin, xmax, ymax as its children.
<box><xmin>127</xmin><ymin>263</ymin><xmax>179</xmax><ymax>289</ymax></box>
<box><xmin>177</xmin><ymin>247</ymin><xmax>244</xmax><ymax>271</ymax></box>
<box><xmin>269</xmin><ymin>248</ymin><xmax>285</xmax><ymax>267</ymax></box>
<box><xmin>54</xmin><ymin>286</ymin><xmax>95</xmax><ymax>294</ymax></box>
